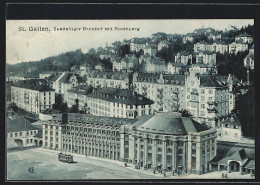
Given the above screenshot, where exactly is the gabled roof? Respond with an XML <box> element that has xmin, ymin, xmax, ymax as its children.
<box><xmin>7</xmin><ymin>115</ymin><xmax>38</xmax><ymax>133</ymax></box>
<box><xmin>67</xmin><ymin>85</ymin><xmax>93</xmax><ymax>95</ymax></box>
<box><xmin>195</xmin><ymin>41</ymin><xmax>210</xmax><ymax>45</ymax></box>
<box><xmin>57</xmin><ymin>72</ymin><xmax>84</xmax><ymax>84</ymax></box>
<box><xmin>221</xmin><ymin>113</ymin><xmax>241</xmax><ymax>126</ymax></box>
<box><xmin>199</xmin><ymin>75</ymin><xmax>228</xmax><ymax>88</ymax></box>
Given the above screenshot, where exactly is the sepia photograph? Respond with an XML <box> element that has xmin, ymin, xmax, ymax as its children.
<box><xmin>6</xmin><ymin>19</ymin><xmax>255</xmax><ymax>180</ymax></box>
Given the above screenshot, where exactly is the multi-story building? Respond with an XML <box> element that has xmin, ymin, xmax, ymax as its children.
<box><xmin>67</xmin><ymin>85</ymin><xmax>93</xmax><ymax>111</ymax></box>
<box><xmin>112</xmin><ymin>55</ymin><xmax>139</xmax><ymax>72</ymax></box>
<box><xmin>229</xmin><ymin>41</ymin><xmax>248</xmax><ymax>54</ymax></box>
<box><xmin>42</xmin><ymin>112</ymin><xmax>217</xmax><ymax>175</ymax></box>
<box><xmin>86</xmin><ymin>71</ymin><xmax>131</xmax><ymax>89</ymax></box>
<box><xmin>143</xmin><ymin>46</ymin><xmax>157</xmax><ymax>56</ymax></box>
<box><xmin>235</xmin><ymin>34</ymin><xmax>253</xmax><ymax>43</ymax></box>
<box><xmin>130</xmin><ymin>41</ymin><xmax>146</xmax><ymax>52</ymax></box>
<box><xmin>244</xmin><ymin>45</ymin><xmax>254</xmax><ymax>70</ymax></box>
<box><xmin>132</xmin><ymin>73</ymin><xmax>186</xmax><ymax>112</ymax></box>
<box><xmin>39</xmin><ymin>71</ymin><xmax>56</xmax><ymax>79</ymax></box>
<box><xmin>7</xmin><ymin>115</ymin><xmax>39</xmax><ymax>148</ymax></box>
<box><xmin>95</xmin><ymin>64</ymin><xmax>105</xmax><ymax>71</ymax></box>
<box><xmin>211</xmin><ymin>41</ymin><xmax>229</xmax><ymax>54</ymax></box>
<box><xmin>185</xmin><ymin>72</ymin><xmax>233</xmax><ymax>128</ymax></box>
<box><xmin>157</xmin><ymin>40</ymin><xmax>170</xmax><ymax>51</ymax></box>
<box><xmin>175</xmin><ymin>52</ymin><xmax>193</xmax><ymax>65</ymax></box>
<box><xmin>53</xmin><ymin>72</ymin><xmax>84</xmax><ymax>102</ymax></box>
<box><xmin>188</xmin><ymin>64</ymin><xmax>218</xmax><ymax>75</ymax></box>
<box><xmin>195</xmin><ymin>51</ymin><xmax>216</xmax><ymax>66</ymax></box>
<box><xmin>141</xmin><ymin>58</ymin><xmax>166</xmax><ymax>73</ymax></box>
<box><xmin>219</xmin><ymin>113</ymin><xmax>242</xmax><ymax>139</ymax></box>
<box><xmin>86</xmin><ymin>87</ymin><xmax>154</xmax><ymax>119</ymax></box>
<box><xmin>182</xmin><ymin>33</ymin><xmax>196</xmax><ymax>43</ymax></box>
<box><xmin>167</xmin><ymin>63</ymin><xmax>185</xmax><ymax>75</ymax></box>
<box><xmin>194</xmin><ymin>41</ymin><xmax>212</xmax><ymax>53</ymax></box>
<box><xmin>11</xmin><ymin>80</ymin><xmax>55</xmax><ymax>113</ymax></box>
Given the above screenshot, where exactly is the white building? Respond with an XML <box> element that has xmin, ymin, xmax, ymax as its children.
<box><xmin>183</xmin><ymin>33</ymin><xmax>196</xmax><ymax>43</ymax></box>
<box><xmin>229</xmin><ymin>41</ymin><xmax>248</xmax><ymax>54</ymax></box>
<box><xmin>195</xmin><ymin>52</ymin><xmax>216</xmax><ymax>66</ymax></box>
<box><xmin>86</xmin><ymin>87</ymin><xmax>154</xmax><ymax>119</ymax></box>
<box><xmin>7</xmin><ymin>115</ymin><xmax>39</xmax><ymax>148</ymax></box>
<box><xmin>235</xmin><ymin>34</ymin><xmax>253</xmax><ymax>43</ymax></box>
<box><xmin>219</xmin><ymin>114</ymin><xmax>242</xmax><ymax>139</ymax></box>
<box><xmin>188</xmin><ymin>64</ymin><xmax>218</xmax><ymax>75</ymax></box>
<box><xmin>67</xmin><ymin>85</ymin><xmax>93</xmax><ymax>111</ymax></box>
<box><xmin>39</xmin><ymin>71</ymin><xmax>55</xmax><ymax>79</ymax></box>
<box><xmin>53</xmin><ymin>72</ymin><xmax>84</xmax><ymax>102</ymax></box>
<box><xmin>185</xmin><ymin>72</ymin><xmax>233</xmax><ymax>128</ymax></box>
<box><xmin>157</xmin><ymin>40</ymin><xmax>170</xmax><ymax>51</ymax></box>
<box><xmin>211</xmin><ymin>41</ymin><xmax>229</xmax><ymax>54</ymax></box>
<box><xmin>175</xmin><ymin>52</ymin><xmax>193</xmax><ymax>65</ymax></box>
<box><xmin>194</xmin><ymin>41</ymin><xmax>211</xmax><ymax>53</ymax></box>
<box><xmin>11</xmin><ymin>80</ymin><xmax>55</xmax><ymax>114</ymax></box>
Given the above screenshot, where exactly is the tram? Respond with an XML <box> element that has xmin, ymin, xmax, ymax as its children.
<box><xmin>58</xmin><ymin>153</ymin><xmax>73</xmax><ymax>163</ymax></box>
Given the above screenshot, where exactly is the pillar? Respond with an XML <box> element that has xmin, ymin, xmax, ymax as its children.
<box><xmin>112</xmin><ymin>143</ymin><xmax>115</xmax><ymax>160</ymax></box>
<box><xmin>128</xmin><ymin>135</ymin><xmax>135</xmax><ymax>163</ymax></box>
<box><xmin>109</xmin><ymin>142</ymin><xmax>111</xmax><ymax>159</ymax></box>
<box><xmin>53</xmin><ymin>126</ymin><xmax>56</xmax><ymax>150</ymax></box>
<box><xmin>162</xmin><ymin>139</ymin><xmax>167</xmax><ymax>171</ymax></box>
<box><xmin>144</xmin><ymin>136</ymin><xmax>148</xmax><ymax>167</ymax></box>
<box><xmin>42</xmin><ymin>125</ymin><xmax>46</xmax><ymax>148</ymax></box>
<box><xmin>137</xmin><ymin>137</ymin><xmax>140</xmax><ymax>165</ymax></box>
<box><xmin>240</xmin><ymin>166</ymin><xmax>243</xmax><ymax>175</ymax></box>
<box><xmin>98</xmin><ymin>141</ymin><xmax>100</xmax><ymax>157</ymax></box>
<box><xmin>120</xmin><ymin>133</ymin><xmax>125</xmax><ymax>161</ymax></box>
<box><xmin>196</xmin><ymin>142</ymin><xmax>201</xmax><ymax>174</ymax></box>
<box><xmin>183</xmin><ymin>142</ymin><xmax>186</xmax><ymax>172</ymax></box>
<box><xmin>172</xmin><ymin>141</ymin><xmax>177</xmax><ymax>172</ymax></box>
<box><xmin>152</xmin><ymin>138</ymin><xmax>157</xmax><ymax>169</ymax></box>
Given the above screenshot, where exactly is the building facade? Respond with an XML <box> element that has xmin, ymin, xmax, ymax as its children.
<box><xmin>86</xmin><ymin>87</ymin><xmax>154</xmax><ymax>119</ymax></box>
<box><xmin>185</xmin><ymin>72</ymin><xmax>233</xmax><ymax>128</ymax></box>
<box><xmin>42</xmin><ymin>113</ymin><xmax>217</xmax><ymax>175</ymax></box>
<box><xmin>11</xmin><ymin>80</ymin><xmax>55</xmax><ymax>113</ymax></box>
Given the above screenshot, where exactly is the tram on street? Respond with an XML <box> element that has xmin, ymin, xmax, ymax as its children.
<box><xmin>58</xmin><ymin>153</ymin><xmax>73</xmax><ymax>163</ymax></box>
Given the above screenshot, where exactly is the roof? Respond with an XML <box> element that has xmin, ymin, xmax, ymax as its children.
<box><xmin>221</xmin><ymin>113</ymin><xmax>241</xmax><ymax>126</ymax></box>
<box><xmin>189</xmin><ymin>63</ymin><xmax>212</xmax><ymax>68</ymax></box>
<box><xmin>196</xmin><ymin>51</ymin><xmax>215</xmax><ymax>55</ymax></box>
<box><xmin>67</xmin><ymin>85</ymin><xmax>93</xmax><ymax>95</ymax></box>
<box><xmin>235</xmin><ymin>33</ymin><xmax>252</xmax><ymax>38</ymax></box>
<box><xmin>235</xmin><ymin>40</ymin><xmax>248</xmax><ymax>44</ymax></box>
<box><xmin>87</xmin><ymin>87</ymin><xmax>154</xmax><ymax>105</ymax></box>
<box><xmin>88</xmin><ymin>71</ymin><xmax>130</xmax><ymax>80</ymax></box>
<box><xmin>134</xmin><ymin>113</ymin><xmax>209</xmax><ymax>135</ymax></box>
<box><xmin>12</xmin><ymin>79</ymin><xmax>54</xmax><ymax>92</ymax></box>
<box><xmin>199</xmin><ymin>75</ymin><xmax>228</xmax><ymax>88</ymax></box>
<box><xmin>7</xmin><ymin>115</ymin><xmax>38</xmax><ymax>133</ymax></box>
<box><xmin>169</xmin><ymin>63</ymin><xmax>186</xmax><ymax>67</ymax></box>
<box><xmin>49</xmin><ymin>113</ymin><xmax>136</xmax><ymax>126</ymax></box>
<box><xmin>195</xmin><ymin>41</ymin><xmax>210</xmax><ymax>45</ymax></box>
<box><xmin>136</xmin><ymin>73</ymin><xmax>185</xmax><ymax>85</ymax></box>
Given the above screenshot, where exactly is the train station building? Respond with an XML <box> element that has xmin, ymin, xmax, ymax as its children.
<box><xmin>42</xmin><ymin>112</ymin><xmax>217</xmax><ymax>174</ymax></box>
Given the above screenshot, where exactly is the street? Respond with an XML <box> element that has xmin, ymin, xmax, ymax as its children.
<box><xmin>7</xmin><ymin>147</ymin><xmax>254</xmax><ymax>180</ymax></box>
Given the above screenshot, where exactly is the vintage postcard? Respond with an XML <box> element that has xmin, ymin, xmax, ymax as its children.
<box><xmin>6</xmin><ymin>19</ymin><xmax>255</xmax><ymax>180</ymax></box>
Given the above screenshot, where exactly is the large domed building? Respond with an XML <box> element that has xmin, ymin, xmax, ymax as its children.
<box><xmin>121</xmin><ymin>112</ymin><xmax>217</xmax><ymax>175</ymax></box>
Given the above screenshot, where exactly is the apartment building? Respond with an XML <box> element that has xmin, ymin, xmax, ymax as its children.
<box><xmin>11</xmin><ymin>80</ymin><xmax>55</xmax><ymax>113</ymax></box>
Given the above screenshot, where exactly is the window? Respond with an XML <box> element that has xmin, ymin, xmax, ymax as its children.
<box><xmin>201</xmin><ymin>89</ymin><xmax>205</xmax><ymax>94</ymax></box>
<box><xmin>201</xmin><ymin>104</ymin><xmax>205</xmax><ymax>109</ymax></box>
<box><xmin>20</xmin><ymin>132</ymin><xmax>22</xmax><ymax>136</ymax></box>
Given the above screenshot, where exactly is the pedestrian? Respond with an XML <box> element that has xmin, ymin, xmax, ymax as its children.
<box><xmin>222</xmin><ymin>173</ymin><xmax>224</xmax><ymax>178</ymax></box>
<box><xmin>28</xmin><ymin>167</ymin><xmax>31</xmax><ymax>173</ymax></box>
<box><xmin>153</xmin><ymin>170</ymin><xmax>155</xmax><ymax>174</ymax></box>
<box><xmin>172</xmin><ymin>171</ymin><xmax>174</xmax><ymax>176</ymax></box>
<box><xmin>85</xmin><ymin>154</ymin><xmax>87</xmax><ymax>158</ymax></box>
<box><xmin>164</xmin><ymin>173</ymin><xmax>166</xmax><ymax>177</ymax></box>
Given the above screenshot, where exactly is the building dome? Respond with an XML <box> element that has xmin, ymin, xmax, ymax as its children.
<box><xmin>135</xmin><ymin>112</ymin><xmax>209</xmax><ymax>135</ymax></box>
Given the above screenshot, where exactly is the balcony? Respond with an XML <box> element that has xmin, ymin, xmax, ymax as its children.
<box><xmin>207</xmin><ymin>101</ymin><xmax>217</xmax><ymax>105</ymax></box>
<box><xmin>207</xmin><ymin>108</ymin><xmax>218</xmax><ymax>113</ymax></box>
<box><xmin>190</xmin><ymin>91</ymin><xmax>198</xmax><ymax>95</ymax></box>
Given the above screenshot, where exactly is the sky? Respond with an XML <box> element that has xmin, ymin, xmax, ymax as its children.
<box><xmin>6</xmin><ymin>19</ymin><xmax>254</xmax><ymax>65</ymax></box>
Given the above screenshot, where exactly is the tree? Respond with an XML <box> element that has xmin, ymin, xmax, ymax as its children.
<box><xmin>234</xmin><ymin>86</ymin><xmax>255</xmax><ymax>138</ymax></box>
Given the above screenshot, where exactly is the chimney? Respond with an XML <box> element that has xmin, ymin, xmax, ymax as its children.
<box><xmin>61</xmin><ymin>113</ymin><xmax>68</xmax><ymax>124</ymax></box>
